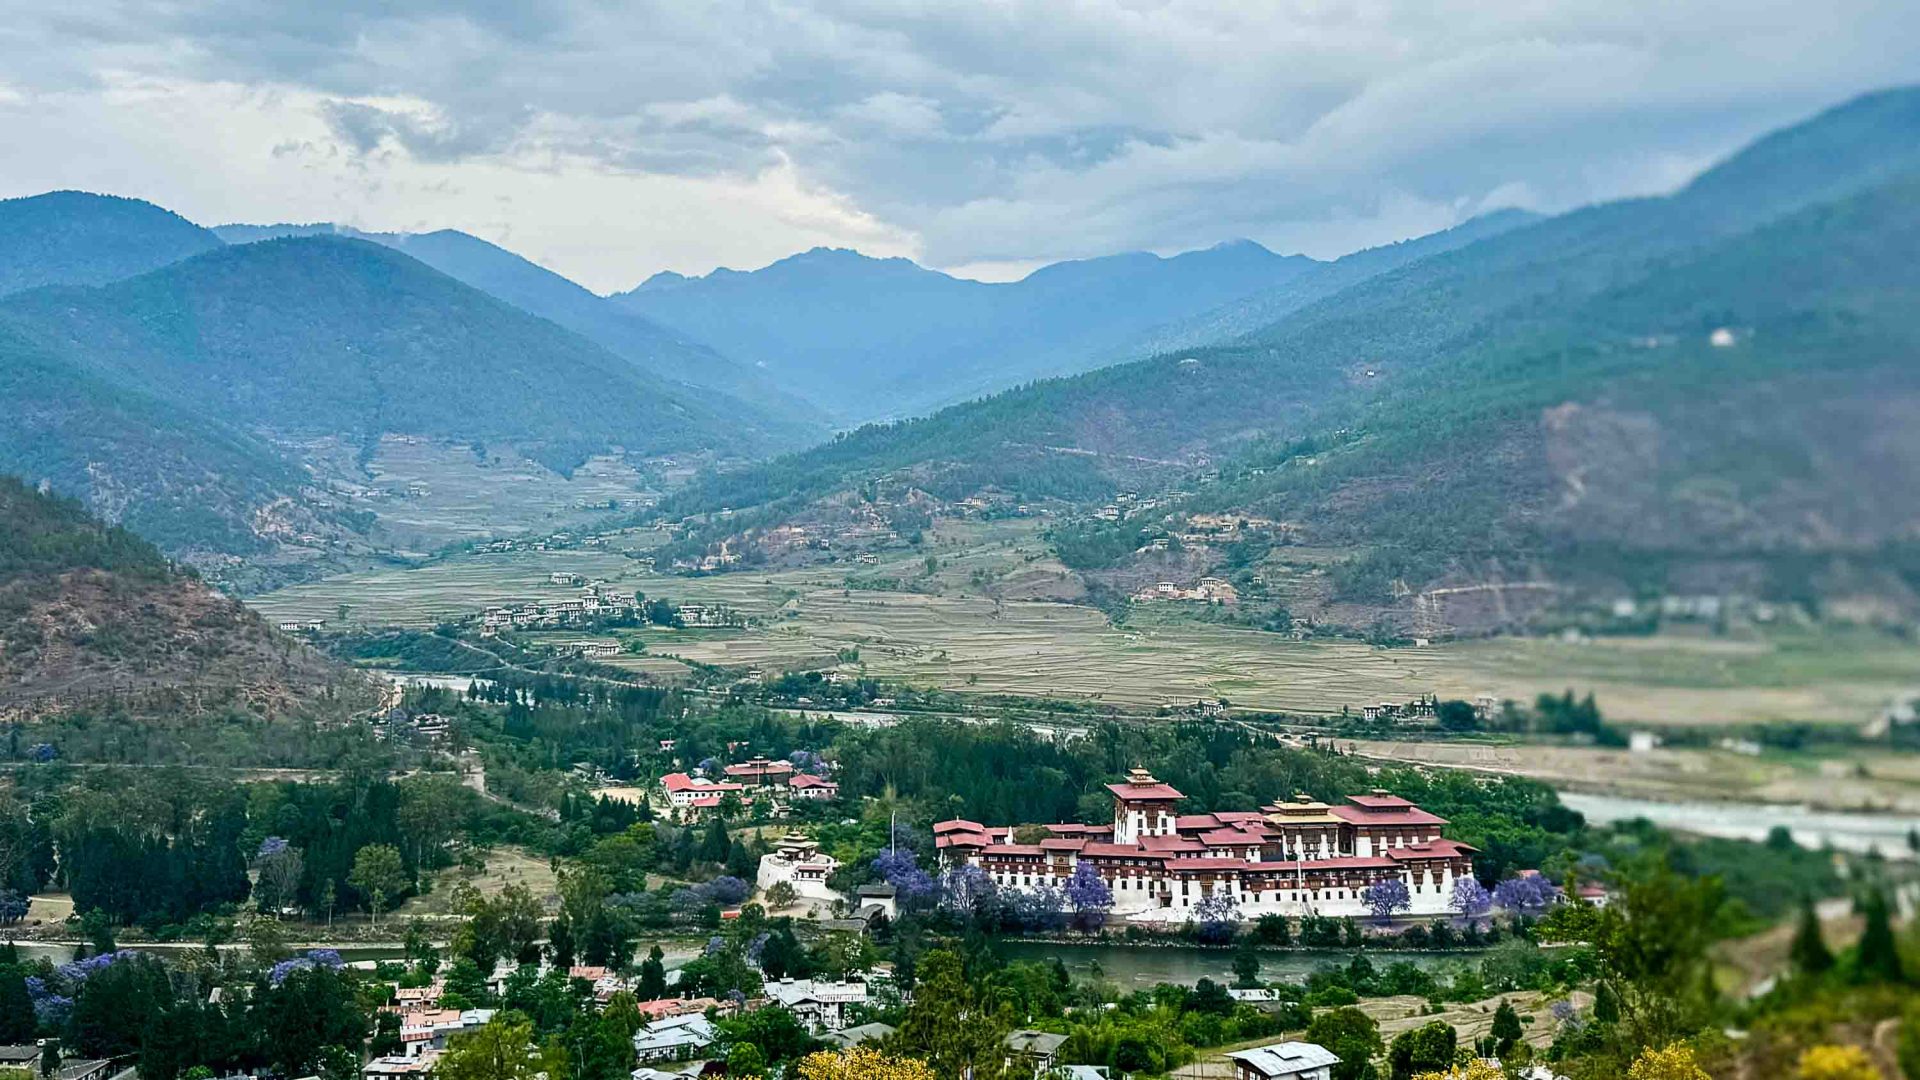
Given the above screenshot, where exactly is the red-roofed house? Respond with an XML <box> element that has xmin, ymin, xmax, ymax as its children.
<box><xmin>724</xmin><ymin>758</ymin><xmax>797</xmax><ymax>786</ymax></box>
<box><xmin>787</xmin><ymin>774</ymin><xmax>839</xmax><ymax>800</ymax></box>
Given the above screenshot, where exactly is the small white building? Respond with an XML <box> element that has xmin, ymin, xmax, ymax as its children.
<box><xmin>762</xmin><ymin>978</ymin><xmax>868</xmax><ymax>1033</ymax></box>
<box><xmin>756</xmin><ymin>833</ymin><xmax>842</xmax><ymax>904</ymax></box>
<box><xmin>632</xmin><ymin>1014</ymin><xmax>717</xmax><ymax>1063</ymax></box>
<box><xmin>1225</xmin><ymin>1041</ymin><xmax>1340</xmax><ymax>1080</ymax></box>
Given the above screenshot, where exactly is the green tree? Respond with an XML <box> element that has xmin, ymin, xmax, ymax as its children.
<box><xmin>0</xmin><ymin>963</ymin><xmax>34</xmax><ymax>1042</ymax></box>
<box><xmin>1254</xmin><ymin>913</ymin><xmax>1292</xmax><ymax>946</ymax></box>
<box><xmin>891</xmin><ymin>949</ymin><xmax>1013</xmax><ymax>1080</ymax></box>
<box><xmin>257</xmin><ymin>965</ymin><xmax>368</xmax><ymax>1079</ymax></box>
<box><xmin>1591</xmin><ymin>860</ymin><xmax>1723</xmax><ymax>1053</ymax></box>
<box><xmin>1231</xmin><ymin>937</ymin><xmax>1263</xmax><ymax>988</ymax></box>
<box><xmin>1852</xmin><ymin>885</ymin><xmax>1903</xmax><ymax>984</ymax></box>
<box><xmin>436</xmin><ymin>1016</ymin><xmax>544</xmax><ymax>1080</ymax></box>
<box><xmin>349</xmin><ymin>844</ymin><xmax>407</xmax><ymax>928</ymax></box>
<box><xmin>1788</xmin><ymin>896</ymin><xmax>1834</xmax><ymax>977</ymax></box>
<box><xmin>1306</xmin><ymin>1007</ymin><xmax>1383</xmax><ymax>1080</ymax></box>
<box><xmin>699</xmin><ymin>817</ymin><xmax>731</xmax><ymax>863</ymax></box>
<box><xmin>1389</xmin><ymin>1021</ymin><xmax>1458</xmax><ymax>1080</ymax></box>
<box><xmin>1489</xmin><ymin>1001</ymin><xmax>1522</xmax><ymax>1056</ymax></box>
<box><xmin>727</xmin><ymin>1043</ymin><xmax>767</xmax><ymax>1078</ymax></box>
<box><xmin>638</xmin><ymin>946</ymin><xmax>667</xmax><ymax>999</ymax></box>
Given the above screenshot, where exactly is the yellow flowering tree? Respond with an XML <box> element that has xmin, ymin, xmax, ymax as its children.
<box><xmin>1628</xmin><ymin>1043</ymin><xmax>1711</xmax><ymax>1080</ymax></box>
<box><xmin>1795</xmin><ymin>1044</ymin><xmax>1879</xmax><ymax>1080</ymax></box>
<box><xmin>1411</xmin><ymin>1062</ymin><xmax>1505</xmax><ymax>1080</ymax></box>
<box><xmin>794</xmin><ymin>1047</ymin><xmax>937</xmax><ymax>1080</ymax></box>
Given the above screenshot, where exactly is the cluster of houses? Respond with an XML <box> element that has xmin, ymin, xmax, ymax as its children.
<box><xmin>481</xmin><ymin>580</ymin><xmax>641</xmax><ymax>633</ymax></box>
<box><xmin>935</xmin><ymin>769</ymin><xmax>1479</xmax><ymax>922</ymax></box>
<box><xmin>361</xmin><ymin>985</ymin><xmax>498</xmax><ymax>1080</ymax></box>
<box><xmin>0</xmin><ymin>1043</ymin><xmax>115</xmax><ymax>1080</ymax></box>
<box><xmin>658</xmin><ymin>758</ymin><xmax>839</xmax><ymax>820</ymax></box>
<box><xmin>370</xmin><ymin>707</ymin><xmax>454</xmax><ymax>743</ymax></box>
<box><xmin>1132</xmin><ymin>577</ymin><xmax>1240</xmax><ymax>605</ymax></box>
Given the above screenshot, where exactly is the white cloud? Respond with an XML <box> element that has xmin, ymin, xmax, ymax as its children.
<box><xmin>0</xmin><ymin>1</ymin><xmax>1916</xmax><ymax>287</ymax></box>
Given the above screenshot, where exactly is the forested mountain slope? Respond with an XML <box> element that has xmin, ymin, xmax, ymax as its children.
<box><xmin>617</xmin><ymin>241</ymin><xmax>1321</xmax><ymax>423</ymax></box>
<box><xmin>215</xmin><ymin>223</ymin><xmax>827</xmax><ymax>439</ymax></box>
<box><xmin>0</xmin><ymin>236</ymin><xmax>769</xmax><ymax>464</ymax></box>
<box><xmin>0</xmin><ymin>476</ymin><xmax>355</xmax><ymax>718</ymax></box>
<box><xmin>660</xmin><ymin>87</ymin><xmax>1920</xmax><ymax>614</ymax></box>
<box><xmin>0</xmin><ymin>191</ymin><xmax>222</xmax><ymax>295</ymax></box>
<box><xmin>0</xmin><ymin>321</ymin><xmax>351</xmax><ymax>557</ymax></box>
<box><xmin>1121</xmin><ymin>208</ymin><xmax>1540</xmax><ymax>359</ymax></box>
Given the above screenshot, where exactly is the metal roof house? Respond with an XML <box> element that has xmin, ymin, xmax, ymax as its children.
<box><xmin>1225</xmin><ymin>1041</ymin><xmax>1340</xmax><ymax>1080</ymax></box>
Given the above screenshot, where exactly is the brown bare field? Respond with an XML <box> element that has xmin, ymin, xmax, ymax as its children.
<box><xmin>395</xmin><ymin>845</ymin><xmax>561</xmax><ymax>916</ymax></box>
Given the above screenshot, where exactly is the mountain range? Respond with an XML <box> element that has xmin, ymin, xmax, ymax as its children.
<box><xmin>660</xmin><ymin>85</ymin><xmax>1920</xmax><ymax>627</ymax></box>
<box><xmin>617</xmin><ymin>240</ymin><xmax>1326</xmax><ymax>423</ymax></box>
<box><xmin>2</xmin><ymin>83</ymin><xmax>1916</xmax><ymax>626</ymax></box>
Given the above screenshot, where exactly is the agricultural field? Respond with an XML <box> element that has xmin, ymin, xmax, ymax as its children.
<box><xmin>1346</xmin><ymin>738</ymin><xmax>1920</xmax><ymax>812</ymax></box>
<box><xmin>300</xmin><ymin>434</ymin><xmax>660</xmax><ymax>554</ymax></box>
<box><xmin>249</xmin><ymin>521</ymin><xmax>1920</xmax><ymax>727</ymax></box>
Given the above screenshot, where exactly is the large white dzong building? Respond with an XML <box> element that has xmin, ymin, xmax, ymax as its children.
<box><xmin>933</xmin><ymin>768</ymin><xmax>1476</xmax><ymax>922</ymax></box>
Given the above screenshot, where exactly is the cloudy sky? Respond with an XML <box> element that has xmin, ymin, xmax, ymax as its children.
<box><xmin>3</xmin><ymin>2</ymin><xmax>1916</xmax><ymax>292</ymax></box>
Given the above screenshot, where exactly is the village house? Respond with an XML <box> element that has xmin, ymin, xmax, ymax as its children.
<box><xmin>676</xmin><ymin>603</ymin><xmax>742</xmax><ymax>628</ymax></box>
<box><xmin>934</xmin><ymin>769</ymin><xmax>1475</xmax><ymax>922</ymax></box>
<box><xmin>557</xmin><ymin>640</ymin><xmax>622</xmax><ymax>658</ymax></box>
<box><xmin>1132</xmin><ymin>577</ymin><xmax>1239</xmax><ymax>605</ymax></box>
<box><xmin>786</xmin><ymin>773</ymin><xmax>839</xmax><ymax>800</ymax></box>
<box><xmin>723</xmin><ymin>757</ymin><xmax>797</xmax><ymax>786</ymax></box>
<box><xmin>1005</xmin><ymin>1031</ymin><xmax>1070</xmax><ymax>1075</ymax></box>
<box><xmin>363</xmin><ymin>1053</ymin><xmax>438</xmax><ymax>1080</ymax></box>
<box><xmin>1226</xmin><ymin>1041</ymin><xmax>1340</xmax><ymax>1080</ymax></box>
<box><xmin>762</xmin><ymin>978</ymin><xmax>869</xmax><ymax>1033</ymax></box>
<box><xmin>659</xmin><ymin>772</ymin><xmax>745</xmax><ymax>817</ymax></box>
<box><xmin>632</xmin><ymin>1014</ymin><xmax>718</xmax><ymax>1063</ymax></box>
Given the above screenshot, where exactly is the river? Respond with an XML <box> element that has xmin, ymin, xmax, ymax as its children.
<box><xmin>993</xmin><ymin>940</ymin><xmax>1470</xmax><ymax>988</ymax></box>
<box><xmin>1559</xmin><ymin>791</ymin><xmax>1920</xmax><ymax>858</ymax></box>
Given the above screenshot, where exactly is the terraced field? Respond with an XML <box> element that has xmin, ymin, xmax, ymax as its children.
<box><xmin>249</xmin><ymin>523</ymin><xmax>1920</xmax><ymax>726</ymax></box>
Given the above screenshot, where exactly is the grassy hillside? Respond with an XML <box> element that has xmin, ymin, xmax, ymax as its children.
<box><xmin>657</xmin><ymin>87</ymin><xmax>1920</xmax><ymax>618</ymax></box>
<box><xmin>1</xmin><ymin>236</ymin><xmax>771</xmax><ymax>465</ymax></box>
<box><xmin>0</xmin><ymin>476</ymin><xmax>356</xmax><ymax>717</ymax></box>
<box><xmin>0</xmin><ymin>191</ymin><xmax>222</xmax><ymax>296</ymax></box>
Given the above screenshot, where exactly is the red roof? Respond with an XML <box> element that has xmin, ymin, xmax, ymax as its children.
<box><xmin>1329</xmin><ymin>804</ymin><xmax>1447</xmax><ymax>826</ymax></box>
<box><xmin>1140</xmin><ymin>834</ymin><xmax>1206</xmax><ymax>853</ymax></box>
<box><xmin>934</xmin><ymin>819</ymin><xmax>986</xmax><ymax>834</ymax></box>
<box><xmin>788</xmin><ymin>774</ymin><xmax>837</xmax><ymax>789</ymax></box>
<box><xmin>1044</xmin><ymin>823</ymin><xmax>1110</xmax><ymax>836</ymax></box>
<box><xmin>1384</xmin><ymin>839</ymin><xmax>1478</xmax><ymax>861</ymax></box>
<box><xmin>725</xmin><ymin>759</ymin><xmax>796</xmax><ymax>777</ymax></box>
<box><xmin>1215</xmin><ymin>810</ymin><xmax>1267</xmax><ymax>825</ymax></box>
<box><xmin>1175</xmin><ymin>814</ymin><xmax>1224</xmax><ymax>831</ymax></box>
<box><xmin>1107</xmin><ymin>780</ymin><xmax>1185</xmax><ymax>801</ymax></box>
<box><xmin>1347</xmin><ymin>792</ymin><xmax>1415</xmax><ymax>809</ymax></box>
<box><xmin>661</xmin><ymin>772</ymin><xmax>743</xmax><ymax>794</ymax></box>
<box><xmin>1198</xmin><ymin>829</ymin><xmax>1268</xmax><ymax>847</ymax></box>
<box><xmin>982</xmin><ymin>844</ymin><xmax>1048</xmax><ymax>857</ymax></box>
<box><xmin>685</xmin><ymin>794</ymin><xmax>725</xmax><ymax>807</ymax></box>
<box><xmin>1040</xmin><ymin>838</ymin><xmax>1088</xmax><ymax>851</ymax></box>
